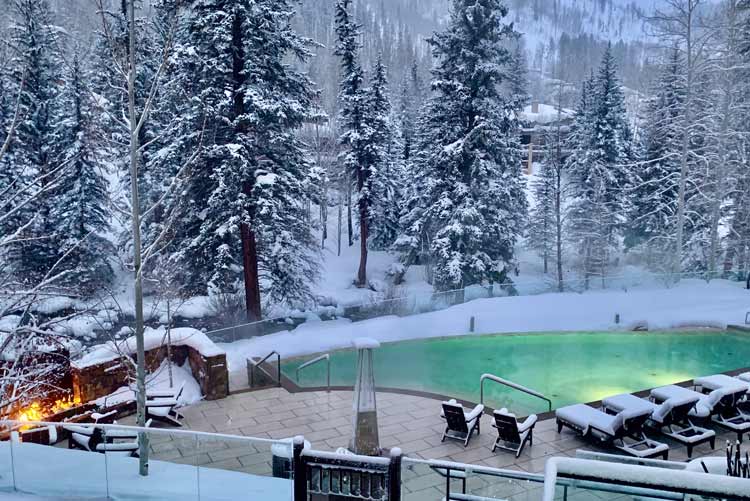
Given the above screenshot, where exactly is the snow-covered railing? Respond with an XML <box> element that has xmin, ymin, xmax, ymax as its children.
<box><xmin>295</xmin><ymin>353</ymin><xmax>330</xmax><ymax>392</ymax></box>
<box><xmin>480</xmin><ymin>373</ymin><xmax>552</xmax><ymax>412</ymax></box>
<box><xmin>543</xmin><ymin>457</ymin><xmax>750</xmax><ymax>501</ymax></box>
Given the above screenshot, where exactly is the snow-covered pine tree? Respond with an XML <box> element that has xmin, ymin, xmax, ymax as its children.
<box><xmin>162</xmin><ymin>0</ymin><xmax>319</xmax><ymax>317</ymax></box>
<box><xmin>3</xmin><ymin>0</ymin><xmax>66</xmax><ymax>283</ymax></box>
<box><xmin>396</xmin><ymin>0</ymin><xmax>528</xmax><ymax>291</ymax></box>
<box><xmin>566</xmin><ymin>45</ymin><xmax>633</xmax><ymax>286</ymax></box>
<box><xmin>625</xmin><ymin>48</ymin><xmax>685</xmax><ymax>266</ymax></box>
<box><xmin>367</xmin><ymin>56</ymin><xmax>403</xmax><ymax>250</ymax></box>
<box><xmin>334</xmin><ymin>0</ymin><xmax>372</xmax><ymax>287</ymax></box>
<box><xmin>528</xmin><ymin>160</ymin><xmax>556</xmax><ymax>274</ymax></box>
<box><xmin>50</xmin><ymin>54</ymin><xmax>115</xmax><ymax>293</ymax></box>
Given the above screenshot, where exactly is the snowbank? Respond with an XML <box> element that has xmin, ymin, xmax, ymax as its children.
<box><xmin>75</xmin><ymin>327</ymin><xmax>225</xmax><ymax>368</ymax></box>
<box><xmin>219</xmin><ymin>279</ymin><xmax>750</xmax><ymax>365</ymax></box>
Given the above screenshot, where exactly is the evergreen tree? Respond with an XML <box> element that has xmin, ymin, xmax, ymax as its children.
<box><xmin>161</xmin><ymin>0</ymin><xmax>319</xmax><ymax>317</ymax></box>
<box><xmin>626</xmin><ymin>48</ymin><xmax>685</xmax><ymax>263</ymax></box>
<box><xmin>3</xmin><ymin>0</ymin><xmax>66</xmax><ymax>282</ymax></box>
<box><xmin>528</xmin><ymin>160</ymin><xmax>556</xmax><ymax>274</ymax></box>
<box><xmin>52</xmin><ymin>54</ymin><xmax>114</xmax><ymax>292</ymax></box>
<box><xmin>367</xmin><ymin>56</ymin><xmax>403</xmax><ymax>250</ymax></box>
<box><xmin>396</xmin><ymin>0</ymin><xmax>527</xmax><ymax>291</ymax></box>
<box><xmin>335</xmin><ymin>0</ymin><xmax>372</xmax><ymax>287</ymax></box>
<box><xmin>566</xmin><ymin>46</ymin><xmax>633</xmax><ymax>285</ymax></box>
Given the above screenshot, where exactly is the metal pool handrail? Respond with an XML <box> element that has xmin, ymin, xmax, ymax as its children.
<box><xmin>248</xmin><ymin>350</ymin><xmax>281</xmax><ymax>388</ymax></box>
<box><xmin>295</xmin><ymin>354</ymin><xmax>331</xmax><ymax>392</ymax></box>
<box><xmin>480</xmin><ymin>373</ymin><xmax>552</xmax><ymax>412</ymax></box>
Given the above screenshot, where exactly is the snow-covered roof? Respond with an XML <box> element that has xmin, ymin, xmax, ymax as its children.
<box><xmin>520</xmin><ymin>103</ymin><xmax>574</xmax><ymax>124</ymax></box>
<box><xmin>74</xmin><ymin>327</ymin><xmax>225</xmax><ymax>368</ymax></box>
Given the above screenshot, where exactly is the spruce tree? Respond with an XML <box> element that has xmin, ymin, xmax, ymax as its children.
<box><xmin>396</xmin><ymin>0</ymin><xmax>527</xmax><ymax>291</ymax></box>
<box><xmin>161</xmin><ymin>0</ymin><xmax>319</xmax><ymax>316</ymax></box>
<box><xmin>367</xmin><ymin>56</ymin><xmax>403</xmax><ymax>250</ymax></box>
<box><xmin>3</xmin><ymin>0</ymin><xmax>66</xmax><ymax>282</ymax></box>
<box><xmin>52</xmin><ymin>54</ymin><xmax>114</xmax><ymax>293</ymax></box>
<box><xmin>335</xmin><ymin>0</ymin><xmax>372</xmax><ymax>287</ymax></box>
<box><xmin>626</xmin><ymin>48</ymin><xmax>685</xmax><ymax>264</ymax></box>
<box><xmin>566</xmin><ymin>46</ymin><xmax>633</xmax><ymax>285</ymax></box>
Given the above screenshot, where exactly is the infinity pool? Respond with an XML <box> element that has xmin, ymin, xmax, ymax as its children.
<box><xmin>282</xmin><ymin>331</ymin><xmax>750</xmax><ymax>415</ymax></box>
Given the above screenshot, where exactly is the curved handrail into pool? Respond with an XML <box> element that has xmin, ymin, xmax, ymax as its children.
<box><xmin>480</xmin><ymin>373</ymin><xmax>552</xmax><ymax>412</ymax></box>
<box><xmin>295</xmin><ymin>354</ymin><xmax>331</xmax><ymax>392</ymax></box>
<box><xmin>248</xmin><ymin>350</ymin><xmax>281</xmax><ymax>388</ymax></box>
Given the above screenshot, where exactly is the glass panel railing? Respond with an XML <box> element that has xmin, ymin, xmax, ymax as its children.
<box><xmin>465</xmin><ymin>467</ymin><xmax>546</xmax><ymax>501</ymax></box>
<box><xmin>195</xmin><ymin>432</ymin><xmax>293</xmax><ymax>501</ymax></box>
<box><xmin>14</xmin><ymin>424</ymin><xmax>109</xmax><ymax>498</ymax></box>
<box><xmin>0</xmin><ymin>420</ymin><xmax>293</xmax><ymax>501</ymax></box>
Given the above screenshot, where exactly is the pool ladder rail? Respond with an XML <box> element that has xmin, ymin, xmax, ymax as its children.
<box><xmin>480</xmin><ymin>373</ymin><xmax>552</xmax><ymax>412</ymax></box>
<box><xmin>248</xmin><ymin>350</ymin><xmax>282</xmax><ymax>388</ymax></box>
<box><xmin>296</xmin><ymin>353</ymin><xmax>331</xmax><ymax>393</ymax></box>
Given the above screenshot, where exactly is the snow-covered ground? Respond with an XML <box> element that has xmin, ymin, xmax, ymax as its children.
<box><xmin>0</xmin><ymin>441</ymin><xmax>290</xmax><ymax>501</ymax></box>
<box><xmin>220</xmin><ymin>279</ymin><xmax>750</xmax><ymax>365</ymax></box>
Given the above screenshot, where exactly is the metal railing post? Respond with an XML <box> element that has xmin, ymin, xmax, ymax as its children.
<box><xmin>295</xmin><ymin>354</ymin><xmax>331</xmax><ymax>392</ymax></box>
<box><xmin>388</xmin><ymin>448</ymin><xmax>402</xmax><ymax>501</ymax></box>
<box><xmin>293</xmin><ymin>436</ymin><xmax>306</xmax><ymax>501</ymax></box>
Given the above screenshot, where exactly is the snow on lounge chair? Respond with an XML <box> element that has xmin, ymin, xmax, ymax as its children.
<box><xmin>651</xmin><ymin>384</ymin><xmax>745</xmax><ymax>423</ymax></box>
<box><xmin>555</xmin><ymin>403</ymin><xmax>668</xmax><ymax>460</ymax></box>
<box><xmin>491</xmin><ymin>408</ymin><xmax>537</xmax><ymax>457</ymax></box>
<box><xmin>602</xmin><ymin>393</ymin><xmax>715</xmax><ymax>458</ymax></box>
<box><xmin>68</xmin><ymin>419</ymin><xmax>152</xmax><ymax>457</ymax></box>
<box><xmin>693</xmin><ymin>375</ymin><xmax>750</xmax><ymax>441</ymax></box>
<box><xmin>440</xmin><ymin>399</ymin><xmax>484</xmax><ymax>447</ymax></box>
<box><xmin>146</xmin><ymin>384</ymin><xmax>185</xmax><ymax>427</ymax></box>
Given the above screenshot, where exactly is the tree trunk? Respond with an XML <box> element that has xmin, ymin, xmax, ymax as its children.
<box><xmin>337</xmin><ymin>191</ymin><xmax>343</xmax><ymax>257</ymax></box>
<box><xmin>240</xmin><ymin>222</ymin><xmax>262</xmax><ymax>321</ymax></box>
<box><xmin>126</xmin><ymin>0</ymin><xmax>148</xmax><ymax>477</ymax></box>
<box><xmin>231</xmin><ymin>12</ymin><xmax>261</xmax><ymax>322</ymax></box>
<box><xmin>675</xmin><ymin>3</ymin><xmax>695</xmax><ymax>281</ymax></box>
<box><xmin>347</xmin><ymin>176</ymin><xmax>353</xmax><ymax>247</ymax></box>
<box><xmin>357</xmin><ymin>195</ymin><xmax>368</xmax><ymax>287</ymax></box>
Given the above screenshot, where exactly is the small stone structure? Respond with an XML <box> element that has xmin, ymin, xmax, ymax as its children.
<box><xmin>71</xmin><ymin>345</ymin><xmax>229</xmax><ymax>403</ymax></box>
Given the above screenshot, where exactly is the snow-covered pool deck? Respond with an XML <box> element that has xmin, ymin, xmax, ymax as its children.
<box><xmin>114</xmin><ymin>386</ymin><xmax>739</xmax><ymax>499</ymax></box>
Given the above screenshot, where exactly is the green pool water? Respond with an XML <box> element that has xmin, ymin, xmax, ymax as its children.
<box><xmin>281</xmin><ymin>331</ymin><xmax>750</xmax><ymax>415</ymax></box>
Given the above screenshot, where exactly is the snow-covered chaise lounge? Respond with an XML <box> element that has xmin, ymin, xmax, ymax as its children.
<box><xmin>491</xmin><ymin>408</ymin><xmax>537</xmax><ymax>457</ymax></box>
<box><xmin>440</xmin><ymin>399</ymin><xmax>484</xmax><ymax>447</ymax></box>
<box><xmin>602</xmin><ymin>393</ymin><xmax>714</xmax><ymax>458</ymax></box>
<box><xmin>555</xmin><ymin>403</ymin><xmax>668</xmax><ymax>459</ymax></box>
<box><xmin>146</xmin><ymin>382</ymin><xmax>185</xmax><ymax>427</ymax></box>
<box><xmin>693</xmin><ymin>374</ymin><xmax>750</xmax><ymax>441</ymax></box>
<box><xmin>67</xmin><ymin>419</ymin><xmax>152</xmax><ymax>457</ymax></box>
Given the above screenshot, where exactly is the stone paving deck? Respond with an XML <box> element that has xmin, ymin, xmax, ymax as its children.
<box><xmin>117</xmin><ymin>385</ymin><xmax>744</xmax><ymax>500</ymax></box>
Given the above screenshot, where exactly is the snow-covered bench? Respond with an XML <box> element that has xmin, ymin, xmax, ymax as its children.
<box><xmin>440</xmin><ymin>399</ymin><xmax>484</xmax><ymax>447</ymax></box>
<box><xmin>602</xmin><ymin>393</ymin><xmax>714</xmax><ymax>458</ymax></box>
<box><xmin>491</xmin><ymin>408</ymin><xmax>537</xmax><ymax>458</ymax></box>
<box><xmin>556</xmin><ymin>403</ymin><xmax>668</xmax><ymax>460</ymax></box>
<box><xmin>68</xmin><ymin>419</ymin><xmax>152</xmax><ymax>457</ymax></box>
<box><xmin>692</xmin><ymin>375</ymin><xmax>750</xmax><ymax>441</ymax></box>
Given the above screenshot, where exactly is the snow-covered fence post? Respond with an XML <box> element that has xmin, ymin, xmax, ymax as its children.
<box><xmin>292</xmin><ymin>436</ymin><xmax>306</xmax><ymax>500</ymax></box>
<box><xmin>388</xmin><ymin>447</ymin><xmax>402</xmax><ymax>501</ymax></box>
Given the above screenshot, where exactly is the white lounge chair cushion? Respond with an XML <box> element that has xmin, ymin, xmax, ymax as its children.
<box><xmin>440</xmin><ymin>400</ymin><xmax>484</xmax><ymax>426</ymax></box>
<box><xmin>96</xmin><ymin>441</ymin><xmax>138</xmax><ymax>452</ymax></box>
<box><xmin>518</xmin><ymin>414</ymin><xmax>538</xmax><ymax>433</ymax></box>
<box><xmin>495</xmin><ymin>408</ymin><xmax>537</xmax><ymax>433</ymax></box>
<box><xmin>70</xmin><ymin>432</ymin><xmax>92</xmax><ymax>450</ymax></box>
<box><xmin>694</xmin><ymin>374</ymin><xmax>750</xmax><ymax>393</ymax></box>
<box><xmin>738</xmin><ymin>373</ymin><xmax>750</xmax><ymax>383</ymax></box>
<box><xmin>651</xmin><ymin>385</ymin><xmax>712</xmax><ymax>418</ymax></box>
<box><xmin>602</xmin><ymin>394</ymin><xmax>656</xmax><ymax>415</ymax></box>
<box><xmin>556</xmin><ymin>404</ymin><xmax>621</xmax><ymax>436</ymax></box>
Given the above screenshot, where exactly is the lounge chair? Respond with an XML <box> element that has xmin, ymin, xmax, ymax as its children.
<box><xmin>556</xmin><ymin>403</ymin><xmax>668</xmax><ymax>459</ymax></box>
<box><xmin>440</xmin><ymin>399</ymin><xmax>484</xmax><ymax>447</ymax></box>
<box><xmin>68</xmin><ymin>420</ymin><xmax>152</xmax><ymax>457</ymax></box>
<box><xmin>693</xmin><ymin>375</ymin><xmax>750</xmax><ymax>441</ymax></box>
<box><xmin>602</xmin><ymin>393</ymin><xmax>715</xmax><ymax>458</ymax></box>
<box><xmin>491</xmin><ymin>408</ymin><xmax>537</xmax><ymax>457</ymax></box>
<box><xmin>146</xmin><ymin>384</ymin><xmax>185</xmax><ymax>427</ymax></box>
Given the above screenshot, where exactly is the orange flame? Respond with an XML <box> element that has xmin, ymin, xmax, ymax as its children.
<box><xmin>15</xmin><ymin>396</ymin><xmax>82</xmax><ymax>425</ymax></box>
